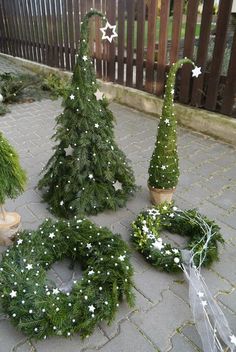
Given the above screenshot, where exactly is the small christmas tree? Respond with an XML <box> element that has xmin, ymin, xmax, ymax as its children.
<box><xmin>0</xmin><ymin>131</ymin><xmax>27</xmax><ymax>219</ymax></box>
<box><xmin>38</xmin><ymin>10</ymin><xmax>136</xmax><ymax>218</ymax></box>
<box><xmin>148</xmin><ymin>58</ymin><xmax>197</xmax><ymax>194</ymax></box>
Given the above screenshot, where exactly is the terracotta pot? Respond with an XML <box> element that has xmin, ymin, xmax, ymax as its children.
<box><xmin>0</xmin><ymin>206</ymin><xmax>21</xmax><ymax>246</ymax></box>
<box><xmin>148</xmin><ymin>185</ymin><xmax>174</xmax><ymax>205</ymax></box>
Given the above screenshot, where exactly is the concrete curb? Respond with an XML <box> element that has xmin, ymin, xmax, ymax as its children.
<box><xmin>1</xmin><ymin>53</ymin><xmax>236</xmax><ymax>146</ymax></box>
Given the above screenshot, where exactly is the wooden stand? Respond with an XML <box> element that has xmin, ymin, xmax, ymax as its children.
<box><xmin>0</xmin><ymin>205</ymin><xmax>21</xmax><ymax>246</ymax></box>
<box><xmin>148</xmin><ymin>186</ymin><xmax>174</xmax><ymax>205</ymax></box>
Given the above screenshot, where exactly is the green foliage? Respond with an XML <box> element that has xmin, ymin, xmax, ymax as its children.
<box><xmin>0</xmin><ymin>103</ymin><xmax>9</xmax><ymax>116</ymax></box>
<box><xmin>41</xmin><ymin>73</ymin><xmax>70</xmax><ymax>99</ymax></box>
<box><xmin>148</xmin><ymin>58</ymin><xmax>194</xmax><ymax>190</ymax></box>
<box><xmin>0</xmin><ymin>218</ymin><xmax>134</xmax><ymax>339</ymax></box>
<box><xmin>0</xmin><ymin>131</ymin><xmax>27</xmax><ymax>204</ymax></box>
<box><xmin>38</xmin><ymin>10</ymin><xmax>136</xmax><ymax>218</ymax></box>
<box><xmin>132</xmin><ymin>203</ymin><xmax>224</xmax><ymax>272</ymax></box>
<box><xmin>0</xmin><ymin>72</ymin><xmax>39</xmax><ymax>104</ymax></box>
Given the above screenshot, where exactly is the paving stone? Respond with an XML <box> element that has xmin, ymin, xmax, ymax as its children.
<box><xmin>133</xmin><ymin>267</ymin><xmax>175</xmax><ymax>303</ymax></box>
<box><xmin>98</xmin><ymin>320</ymin><xmax>157</xmax><ymax>352</ymax></box>
<box><xmin>100</xmin><ymin>288</ymin><xmax>152</xmax><ymax>339</ymax></box>
<box><xmin>0</xmin><ymin>320</ymin><xmax>27</xmax><ymax>352</ymax></box>
<box><xmin>169</xmin><ymin>333</ymin><xmax>199</xmax><ymax>352</ymax></box>
<box><xmin>181</xmin><ymin>324</ymin><xmax>203</xmax><ymax>350</ymax></box>
<box><xmin>131</xmin><ymin>290</ymin><xmax>192</xmax><ymax>351</ymax></box>
<box><xmin>13</xmin><ymin>340</ymin><xmax>35</xmax><ymax>352</ymax></box>
<box><xmin>34</xmin><ymin>328</ymin><xmax>108</xmax><ymax>352</ymax></box>
<box><xmin>217</xmin><ymin>289</ymin><xmax>236</xmax><ymax>314</ymax></box>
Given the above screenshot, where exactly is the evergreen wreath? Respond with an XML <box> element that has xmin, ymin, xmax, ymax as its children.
<box><xmin>0</xmin><ymin>218</ymin><xmax>134</xmax><ymax>340</ymax></box>
<box><xmin>131</xmin><ymin>203</ymin><xmax>224</xmax><ymax>273</ymax></box>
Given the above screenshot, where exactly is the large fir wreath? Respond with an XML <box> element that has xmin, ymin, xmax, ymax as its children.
<box><xmin>131</xmin><ymin>203</ymin><xmax>224</xmax><ymax>272</ymax></box>
<box><xmin>0</xmin><ymin>218</ymin><xmax>134</xmax><ymax>339</ymax></box>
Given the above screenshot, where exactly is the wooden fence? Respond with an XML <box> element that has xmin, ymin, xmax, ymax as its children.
<box><xmin>0</xmin><ymin>0</ymin><xmax>235</xmax><ymax>117</ymax></box>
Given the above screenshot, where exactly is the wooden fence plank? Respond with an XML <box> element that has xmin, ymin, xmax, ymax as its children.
<box><xmin>191</xmin><ymin>0</ymin><xmax>214</xmax><ymax>107</ymax></box>
<box><xmin>17</xmin><ymin>0</ymin><xmax>27</xmax><ymax>58</ymax></box>
<box><xmin>179</xmin><ymin>0</ymin><xmax>199</xmax><ymax>104</ymax></box>
<box><xmin>31</xmin><ymin>0</ymin><xmax>41</xmax><ymax>62</ymax></box>
<box><xmin>25</xmin><ymin>0</ymin><xmax>34</xmax><ymax>60</ymax></box>
<box><xmin>117</xmin><ymin>0</ymin><xmax>125</xmax><ymax>85</ymax></box>
<box><xmin>170</xmin><ymin>0</ymin><xmax>184</xmax><ymax>64</ymax></box>
<box><xmin>94</xmin><ymin>0</ymin><xmax>102</xmax><ymax>78</ymax></box>
<box><xmin>221</xmin><ymin>29</ymin><xmax>236</xmax><ymax>116</ymax></box>
<box><xmin>145</xmin><ymin>0</ymin><xmax>157</xmax><ymax>93</ymax></box>
<box><xmin>74</xmin><ymin>0</ymin><xmax>81</xmax><ymax>53</ymax></box>
<box><xmin>8</xmin><ymin>0</ymin><xmax>18</xmax><ymax>57</ymax></box>
<box><xmin>28</xmin><ymin>0</ymin><xmax>37</xmax><ymax>61</ymax></box>
<box><xmin>68</xmin><ymin>0</ymin><xmax>75</xmax><ymax>69</ymax></box>
<box><xmin>3</xmin><ymin>0</ymin><xmax>13</xmax><ymax>56</ymax></box>
<box><xmin>51</xmin><ymin>0</ymin><xmax>59</xmax><ymax>67</ymax></box>
<box><xmin>40</xmin><ymin>0</ymin><xmax>49</xmax><ymax>64</ymax></box>
<box><xmin>80</xmin><ymin>0</ymin><xmax>87</xmax><ymax>20</ymax></box>
<box><xmin>106</xmin><ymin>0</ymin><xmax>116</xmax><ymax>82</ymax></box>
<box><xmin>56</xmin><ymin>0</ymin><xmax>64</xmax><ymax>69</ymax></box>
<box><xmin>62</xmin><ymin>0</ymin><xmax>70</xmax><ymax>70</ymax></box>
<box><xmin>136</xmin><ymin>0</ymin><xmax>145</xmax><ymax>90</ymax></box>
<box><xmin>102</xmin><ymin>0</ymin><xmax>107</xmax><ymax>80</ymax></box>
<box><xmin>0</xmin><ymin>1</ymin><xmax>6</xmax><ymax>53</ymax></box>
<box><xmin>156</xmin><ymin>0</ymin><xmax>170</xmax><ymax>96</ymax></box>
<box><xmin>45</xmin><ymin>0</ymin><xmax>54</xmax><ymax>66</ymax></box>
<box><xmin>205</xmin><ymin>0</ymin><xmax>233</xmax><ymax>111</ymax></box>
<box><xmin>126</xmin><ymin>0</ymin><xmax>135</xmax><ymax>87</ymax></box>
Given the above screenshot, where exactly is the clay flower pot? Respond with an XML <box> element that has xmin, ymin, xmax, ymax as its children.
<box><xmin>0</xmin><ymin>206</ymin><xmax>21</xmax><ymax>246</ymax></box>
<box><xmin>148</xmin><ymin>185</ymin><xmax>174</xmax><ymax>205</ymax></box>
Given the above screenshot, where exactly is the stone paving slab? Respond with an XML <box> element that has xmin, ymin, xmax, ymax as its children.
<box><xmin>0</xmin><ymin>58</ymin><xmax>236</xmax><ymax>351</ymax></box>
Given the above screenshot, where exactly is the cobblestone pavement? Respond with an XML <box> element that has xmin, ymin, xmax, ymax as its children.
<box><xmin>0</xmin><ymin>60</ymin><xmax>236</xmax><ymax>352</ymax></box>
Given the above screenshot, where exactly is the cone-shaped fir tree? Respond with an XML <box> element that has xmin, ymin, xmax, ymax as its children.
<box><xmin>38</xmin><ymin>10</ymin><xmax>136</xmax><ymax>218</ymax></box>
<box><xmin>148</xmin><ymin>58</ymin><xmax>195</xmax><ymax>190</ymax></box>
<box><xmin>0</xmin><ymin>131</ymin><xmax>27</xmax><ymax>210</ymax></box>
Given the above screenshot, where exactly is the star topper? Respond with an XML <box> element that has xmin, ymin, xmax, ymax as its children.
<box><xmin>192</xmin><ymin>66</ymin><xmax>202</xmax><ymax>78</ymax></box>
<box><xmin>100</xmin><ymin>21</ymin><xmax>118</xmax><ymax>43</ymax></box>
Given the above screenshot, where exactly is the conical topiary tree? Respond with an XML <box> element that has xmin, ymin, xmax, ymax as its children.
<box><xmin>0</xmin><ymin>131</ymin><xmax>27</xmax><ymax>217</ymax></box>
<box><xmin>38</xmin><ymin>10</ymin><xmax>136</xmax><ymax>218</ymax></box>
<box><xmin>148</xmin><ymin>58</ymin><xmax>196</xmax><ymax>194</ymax></box>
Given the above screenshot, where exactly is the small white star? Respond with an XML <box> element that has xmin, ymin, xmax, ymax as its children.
<box><xmin>82</xmin><ymin>55</ymin><xmax>88</xmax><ymax>61</ymax></box>
<box><xmin>88</xmin><ymin>305</ymin><xmax>96</xmax><ymax>313</ymax></box>
<box><xmin>153</xmin><ymin>241</ymin><xmax>164</xmax><ymax>251</ymax></box>
<box><xmin>17</xmin><ymin>239</ymin><xmax>23</xmax><ymax>245</ymax></box>
<box><xmin>164</xmin><ymin>118</ymin><xmax>170</xmax><ymax>124</ymax></box>
<box><xmin>70</xmin><ymin>94</ymin><xmax>75</xmax><ymax>100</ymax></box>
<box><xmin>88</xmin><ymin>174</ymin><xmax>93</xmax><ymax>179</ymax></box>
<box><xmin>88</xmin><ymin>270</ymin><xmax>95</xmax><ymax>275</ymax></box>
<box><xmin>118</xmin><ymin>255</ymin><xmax>125</xmax><ymax>262</ymax></box>
<box><xmin>26</xmin><ymin>264</ymin><xmax>33</xmax><ymax>270</ymax></box>
<box><xmin>197</xmin><ymin>291</ymin><xmax>204</xmax><ymax>298</ymax></box>
<box><xmin>100</xmin><ymin>21</ymin><xmax>118</xmax><ymax>43</ymax></box>
<box><xmin>95</xmin><ymin>90</ymin><xmax>104</xmax><ymax>100</ymax></box>
<box><xmin>161</xmin><ymin>165</ymin><xmax>167</xmax><ymax>170</ymax></box>
<box><xmin>52</xmin><ymin>288</ymin><xmax>59</xmax><ymax>295</ymax></box>
<box><xmin>60</xmin><ymin>200</ymin><xmax>64</xmax><ymax>206</ymax></box>
<box><xmin>230</xmin><ymin>335</ymin><xmax>236</xmax><ymax>346</ymax></box>
<box><xmin>201</xmin><ymin>300</ymin><xmax>207</xmax><ymax>307</ymax></box>
<box><xmin>171</xmin><ymin>89</ymin><xmax>175</xmax><ymax>94</ymax></box>
<box><xmin>142</xmin><ymin>225</ymin><xmax>149</xmax><ymax>233</ymax></box>
<box><xmin>163</xmin><ymin>206</ymin><xmax>168</xmax><ymax>210</ymax></box>
<box><xmin>169</xmin><ymin>213</ymin><xmax>175</xmax><ymax>218</ymax></box>
<box><xmin>49</xmin><ymin>233</ymin><xmax>55</xmax><ymax>239</ymax></box>
<box><xmin>10</xmin><ymin>290</ymin><xmax>17</xmax><ymax>298</ymax></box>
<box><xmin>94</xmin><ymin>123</ymin><xmax>99</xmax><ymax>128</ymax></box>
<box><xmin>192</xmin><ymin>66</ymin><xmax>202</xmax><ymax>78</ymax></box>
<box><xmin>86</xmin><ymin>243</ymin><xmax>92</xmax><ymax>249</ymax></box>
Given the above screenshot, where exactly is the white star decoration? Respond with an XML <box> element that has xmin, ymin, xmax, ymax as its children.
<box><xmin>230</xmin><ymin>335</ymin><xmax>236</xmax><ymax>346</ymax></box>
<box><xmin>26</xmin><ymin>264</ymin><xmax>33</xmax><ymax>270</ymax></box>
<box><xmin>82</xmin><ymin>55</ymin><xmax>88</xmax><ymax>61</ymax></box>
<box><xmin>60</xmin><ymin>200</ymin><xmax>64</xmax><ymax>206</ymax></box>
<box><xmin>153</xmin><ymin>240</ymin><xmax>164</xmax><ymax>251</ymax></box>
<box><xmin>192</xmin><ymin>66</ymin><xmax>202</xmax><ymax>78</ymax></box>
<box><xmin>88</xmin><ymin>270</ymin><xmax>95</xmax><ymax>275</ymax></box>
<box><xmin>95</xmin><ymin>90</ymin><xmax>104</xmax><ymax>101</ymax></box>
<box><xmin>10</xmin><ymin>290</ymin><xmax>17</xmax><ymax>298</ymax></box>
<box><xmin>197</xmin><ymin>291</ymin><xmax>204</xmax><ymax>298</ymax></box>
<box><xmin>100</xmin><ymin>21</ymin><xmax>118</xmax><ymax>43</ymax></box>
<box><xmin>201</xmin><ymin>300</ymin><xmax>207</xmax><ymax>307</ymax></box>
<box><xmin>86</xmin><ymin>243</ymin><xmax>92</xmax><ymax>249</ymax></box>
<box><xmin>17</xmin><ymin>239</ymin><xmax>23</xmax><ymax>245</ymax></box>
<box><xmin>88</xmin><ymin>174</ymin><xmax>93</xmax><ymax>179</ymax></box>
<box><xmin>88</xmin><ymin>305</ymin><xmax>95</xmax><ymax>313</ymax></box>
<box><xmin>118</xmin><ymin>255</ymin><xmax>125</xmax><ymax>262</ymax></box>
<box><xmin>94</xmin><ymin>123</ymin><xmax>99</xmax><ymax>128</ymax></box>
<box><xmin>52</xmin><ymin>288</ymin><xmax>59</xmax><ymax>295</ymax></box>
<box><xmin>69</xmin><ymin>94</ymin><xmax>75</xmax><ymax>100</ymax></box>
<box><xmin>161</xmin><ymin>165</ymin><xmax>167</xmax><ymax>170</ymax></box>
<box><xmin>49</xmin><ymin>233</ymin><xmax>55</xmax><ymax>239</ymax></box>
<box><xmin>164</xmin><ymin>119</ymin><xmax>170</xmax><ymax>125</ymax></box>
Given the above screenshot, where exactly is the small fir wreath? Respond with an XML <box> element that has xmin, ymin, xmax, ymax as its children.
<box><xmin>0</xmin><ymin>218</ymin><xmax>134</xmax><ymax>340</ymax></box>
<box><xmin>131</xmin><ymin>203</ymin><xmax>224</xmax><ymax>273</ymax></box>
